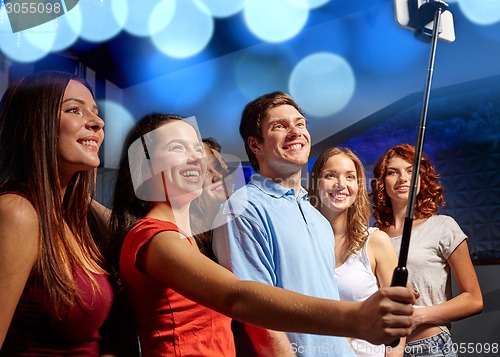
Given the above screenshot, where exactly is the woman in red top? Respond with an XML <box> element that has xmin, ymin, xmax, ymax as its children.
<box><xmin>0</xmin><ymin>71</ymin><xmax>113</xmax><ymax>355</ymax></box>
<box><xmin>108</xmin><ymin>113</ymin><xmax>416</xmax><ymax>356</ymax></box>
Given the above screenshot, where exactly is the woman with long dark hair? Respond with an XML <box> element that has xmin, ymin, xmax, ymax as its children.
<box><xmin>0</xmin><ymin>71</ymin><xmax>111</xmax><ymax>354</ymax></box>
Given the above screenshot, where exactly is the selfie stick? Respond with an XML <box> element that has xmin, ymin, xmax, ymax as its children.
<box><xmin>389</xmin><ymin>0</ymin><xmax>450</xmax><ymax>347</ymax></box>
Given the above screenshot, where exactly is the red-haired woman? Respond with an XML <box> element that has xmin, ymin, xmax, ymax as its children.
<box><xmin>370</xmin><ymin>144</ymin><xmax>483</xmax><ymax>357</ymax></box>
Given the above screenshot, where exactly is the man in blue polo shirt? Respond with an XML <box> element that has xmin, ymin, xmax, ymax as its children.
<box><xmin>213</xmin><ymin>91</ymin><xmax>356</xmax><ymax>356</ymax></box>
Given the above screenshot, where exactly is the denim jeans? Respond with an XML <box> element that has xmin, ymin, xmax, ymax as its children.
<box><xmin>404</xmin><ymin>331</ymin><xmax>457</xmax><ymax>357</ymax></box>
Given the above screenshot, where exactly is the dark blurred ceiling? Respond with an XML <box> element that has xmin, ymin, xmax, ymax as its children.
<box><xmin>65</xmin><ymin>0</ymin><xmax>395</xmax><ymax>88</ymax></box>
<box><xmin>4</xmin><ymin>0</ymin><xmax>500</xmax><ymax>162</ymax></box>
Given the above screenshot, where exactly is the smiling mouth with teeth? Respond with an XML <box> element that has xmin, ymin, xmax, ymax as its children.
<box><xmin>181</xmin><ymin>170</ymin><xmax>200</xmax><ymax>177</ymax></box>
<box><xmin>285</xmin><ymin>144</ymin><xmax>302</xmax><ymax>150</ymax></box>
<box><xmin>329</xmin><ymin>193</ymin><xmax>347</xmax><ymax>199</ymax></box>
<box><xmin>210</xmin><ymin>183</ymin><xmax>224</xmax><ymax>191</ymax></box>
<box><xmin>79</xmin><ymin>140</ymin><xmax>98</xmax><ymax>148</ymax></box>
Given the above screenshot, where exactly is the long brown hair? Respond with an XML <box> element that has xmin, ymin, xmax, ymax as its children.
<box><xmin>108</xmin><ymin>113</ymin><xmax>186</xmax><ymax>269</ymax></box>
<box><xmin>370</xmin><ymin>144</ymin><xmax>445</xmax><ymax>230</ymax></box>
<box><xmin>0</xmin><ymin>71</ymin><xmax>105</xmax><ymax>308</ymax></box>
<box><xmin>308</xmin><ymin>147</ymin><xmax>370</xmax><ymax>254</ymax></box>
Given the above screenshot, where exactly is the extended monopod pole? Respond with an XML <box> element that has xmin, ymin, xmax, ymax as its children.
<box><xmin>388</xmin><ymin>1</ymin><xmax>448</xmax><ymax>347</ymax></box>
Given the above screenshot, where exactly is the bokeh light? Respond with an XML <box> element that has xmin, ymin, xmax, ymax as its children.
<box><xmin>124</xmin><ymin>0</ymin><xmax>160</xmax><ymax>37</ymax></box>
<box><xmin>78</xmin><ymin>0</ymin><xmax>127</xmax><ymax>42</ymax></box>
<box><xmin>151</xmin><ymin>0</ymin><xmax>213</xmax><ymax>59</ymax></box>
<box><xmin>0</xmin><ymin>2</ymin><xmax>81</xmax><ymax>55</ymax></box>
<box><xmin>457</xmin><ymin>0</ymin><xmax>500</xmax><ymax>25</ymax></box>
<box><xmin>18</xmin><ymin>22</ymin><xmax>57</xmax><ymax>55</ymax></box>
<box><xmin>148</xmin><ymin>0</ymin><xmax>176</xmax><ymax>35</ymax></box>
<box><xmin>199</xmin><ymin>0</ymin><xmax>245</xmax><ymax>18</ymax></box>
<box><xmin>289</xmin><ymin>52</ymin><xmax>355</xmax><ymax>117</ymax></box>
<box><xmin>298</xmin><ymin>0</ymin><xmax>331</xmax><ymax>10</ymax></box>
<box><xmin>0</xmin><ymin>8</ymin><xmax>51</xmax><ymax>62</ymax></box>
<box><xmin>243</xmin><ymin>0</ymin><xmax>309</xmax><ymax>43</ymax></box>
<box><xmin>48</xmin><ymin>6</ymin><xmax>82</xmax><ymax>51</ymax></box>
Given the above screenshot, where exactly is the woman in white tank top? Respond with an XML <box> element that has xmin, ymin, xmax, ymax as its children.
<box><xmin>309</xmin><ymin>147</ymin><xmax>403</xmax><ymax>357</ymax></box>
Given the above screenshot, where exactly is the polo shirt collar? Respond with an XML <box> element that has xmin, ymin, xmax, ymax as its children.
<box><xmin>250</xmin><ymin>174</ymin><xmax>308</xmax><ymax>200</ymax></box>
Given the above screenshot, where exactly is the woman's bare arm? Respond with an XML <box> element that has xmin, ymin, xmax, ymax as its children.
<box><xmin>0</xmin><ymin>195</ymin><xmax>39</xmax><ymax>347</ymax></box>
<box><xmin>140</xmin><ymin>230</ymin><xmax>415</xmax><ymax>346</ymax></box>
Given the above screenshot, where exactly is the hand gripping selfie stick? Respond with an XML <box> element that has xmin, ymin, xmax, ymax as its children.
<box><xmin>389</xmin><ymin>0</ymin><xmax>455</xmax><ymax>347</ymax></box>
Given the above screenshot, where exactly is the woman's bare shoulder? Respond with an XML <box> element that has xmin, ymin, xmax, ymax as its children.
<box><xmin>0</xmin><ymin>193</ymin><xmax>38</xmax><ymax>221</ymax></box>
<box><xmin>0</xmin><ymin>194</ymin><xmax>39</xmax><ymax>275</ymax></box>
<box><xmin>0</xmin><ymin>193</ymin><xmax>40</xmax><ymax>238</ymax></box>
<box><xmin>369</xmin><ymin>228</ymin><xmax>392</xmax><ymax>246</ymax></box>
<box><xmin>368</xmin><ymin>228</ymin><xmax>397</xmax><ymax>257</ymax></box>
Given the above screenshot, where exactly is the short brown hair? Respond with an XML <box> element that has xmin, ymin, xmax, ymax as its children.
<box><xmin>239</xmin><ymin>91</ymin><xmax>302</xmax><ymax>172</ymax></box>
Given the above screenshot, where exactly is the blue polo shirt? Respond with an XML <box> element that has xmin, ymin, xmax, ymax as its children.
<box><xmin>212</xmin><ymin>174</ymin><xmax>354</xmax><ymax>356</ymax></box>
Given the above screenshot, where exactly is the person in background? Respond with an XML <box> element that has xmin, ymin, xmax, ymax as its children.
<box><xmin>203</xmin><ymin>136</ymin><xmax>223</xmax><ymax>153</ymax></box>
<box><xmin>108</xmin><ymin>113</ymin><xmax>415</xmax><ymax>357</ymax></box>
<box><xmin>211</xmin><ymin>91</ymin><xmax>413</xmax><ymax>357</ymax></box>
<box><xmin>190</xmin><ymin>138</ymin><xmax>231</xmax><ymax>259</ymax></box>
<box><xmin>308</xmin><ymin>147</ymin><xmax>403</xmax><ymax>357</ymax></box>
<box><xmin>0</xmin><ymin>71</ymin><xmax>113</xmax><ymax>355</ymax></box>
<box><xmin>370</xmin><ymin>143</ymin><xmax>483</xmax><ymax>357</ymax></box>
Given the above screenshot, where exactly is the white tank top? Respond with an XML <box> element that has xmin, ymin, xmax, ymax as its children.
<box><xmin>335</xmin><ymin>228</ymin><xmax>385</xmax><ymax>357</ymax></box>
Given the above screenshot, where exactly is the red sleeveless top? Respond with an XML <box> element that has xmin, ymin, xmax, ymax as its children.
<box><xmin>120</xmin><ymin>217</ymin><xmax>235</xmax><ymax>357</ymax></box>
<box><xmin>1</xmin><ymin>267</ymin><xmax>113</xmax><ymax>356</ymax></box>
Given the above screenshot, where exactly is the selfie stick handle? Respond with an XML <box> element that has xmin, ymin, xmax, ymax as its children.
<box><xmin>388</xmin><ymin>4</ymin><xmax>444</xmax><ymax>347</ymax></box>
